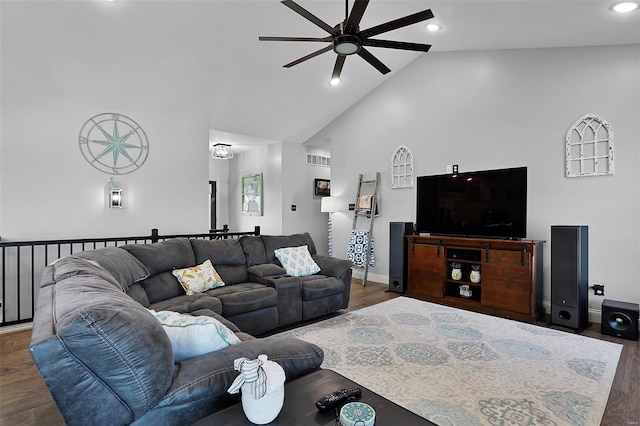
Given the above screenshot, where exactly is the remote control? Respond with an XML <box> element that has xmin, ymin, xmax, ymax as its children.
<box><xmin>315</xmin><ymin>387</ymin><xmax>362</xmax><ymax>412</ymax></box>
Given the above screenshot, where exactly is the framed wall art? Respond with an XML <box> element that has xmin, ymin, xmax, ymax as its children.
<box><xmin>314</xmin><ymin>178</ymin><xmax>330</xmax><ymax>196</ymax></box>
<box><xmin>242</xmin><ymin>173</ymin><xmax>263</xmax><ymax>216</ymax></box>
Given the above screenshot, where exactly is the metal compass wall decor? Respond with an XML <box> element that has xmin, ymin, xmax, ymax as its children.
<box><xmin>78</xmin><ymin>113</ymin><xmax>149</xmax><ymax>175</ymax></box>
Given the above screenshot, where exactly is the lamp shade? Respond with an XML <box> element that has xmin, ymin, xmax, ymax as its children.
<box><xmin>321</xmin><ymin>196</ymin><xmax>339</xmax><ymax>213</ymax></box>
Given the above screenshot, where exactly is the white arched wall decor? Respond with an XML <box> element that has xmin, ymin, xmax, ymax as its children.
<box><xmin>566</xmin><ymin>114</ymin><xmax>614</xmax><ymax>178</ymax></box>
<box><xmin>391</xmin><ymin>146</ymin><xmax>414</xmax><ymax>189</ymax></box>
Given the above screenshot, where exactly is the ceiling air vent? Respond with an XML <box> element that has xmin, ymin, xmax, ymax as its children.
<box><xmin>306</xmin><ymin>153</ymin><xmax>331</xmax><ymax>167</ymax></box>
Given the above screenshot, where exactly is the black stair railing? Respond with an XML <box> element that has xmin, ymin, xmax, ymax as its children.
<box><xmin>0</xmin><ymin>225</ymin><xmax>260</xmax><ymax>327</ymax></box>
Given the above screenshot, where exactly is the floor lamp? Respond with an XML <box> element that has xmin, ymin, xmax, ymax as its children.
<box><xmin>321</xmin><ymin>196</ymin><xmax>339</xmax><ymax>256</ymax></box>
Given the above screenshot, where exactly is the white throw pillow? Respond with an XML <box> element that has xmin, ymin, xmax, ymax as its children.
<box><xmin>274</xmin><ymin>245</ymin><xmax>321</xmax><ymax>277</ymax></box>
<box><xmin>150</xmin><ymin>310</ymin><xmax>241</xmax><ymax>362</ymax></box>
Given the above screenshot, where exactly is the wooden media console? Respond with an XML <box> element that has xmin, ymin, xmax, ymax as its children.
<box><xmin>406</xmin><ymin>235</ymin><xmax>545</xmax><ymax>323</ymax></box>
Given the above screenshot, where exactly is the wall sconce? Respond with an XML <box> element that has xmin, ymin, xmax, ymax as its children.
<box><xmin>211</xmin><ymin>143</ymin><xmax>233</xmax><ymax>159</ymax></box>
<box><xmin>108</xmin><ymin>178</ymin><xmax>124</xmax><ymax>208</ymax></box>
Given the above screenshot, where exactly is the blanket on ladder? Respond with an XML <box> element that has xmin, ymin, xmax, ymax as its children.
<box><xmin>347</xmin><ymin>229</ymin><xmax>375</xmax><ymax>268</ymax></box>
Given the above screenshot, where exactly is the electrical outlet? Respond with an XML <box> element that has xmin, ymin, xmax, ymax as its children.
<box><xmin>349</xmin><ymin>204</ymin><xmax>355</xmax><ymax>211</ymax></box>
<box><xmin>592</xmin><ymin>284</ymin><xmax>605</xmax><ymax>296</ymax></box>
<box><xmin>446</xmin><ymin>165</ymin><xmax>453</xmax><ymax>174</ymax></box>
<box><xmin>452</xmin><ymin>164</ymin><xmax>459</xmax><ymax>174</ymax></box>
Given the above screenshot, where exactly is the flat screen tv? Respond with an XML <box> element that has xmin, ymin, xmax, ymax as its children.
<box><xmin>416</xmin><ymin>167</ymin><xmax>527</xmax><ymax>239</ymax></box>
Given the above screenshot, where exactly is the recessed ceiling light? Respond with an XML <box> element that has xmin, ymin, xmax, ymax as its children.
<box><xmin>612</xmin><ymin>2</ymin><xmax>639</xmax><ymax>12</ymax></box>
<box><xmin>426</xmin><ymin>23</ymin><xmax>441</xmax><ymax>32</ymax></box>
<box><xmin>330</xmin><ymin>77</ymin><xmax>340</xmax><ymax>86</ymax></box>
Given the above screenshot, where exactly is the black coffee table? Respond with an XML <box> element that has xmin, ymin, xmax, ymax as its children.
<box><xmin>193</xmin><ymin>369</ymin><xmax>436</xmax><ymax>425</ymax></box>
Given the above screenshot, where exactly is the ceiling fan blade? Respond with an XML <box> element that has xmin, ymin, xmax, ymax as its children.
<box><xmin>259</xmin><ymin>36</ymin><xmax>333</xmax><ymax>42</ymax></box>
<box><xmin>283</xmin><ymin>45</ymin><xmax>333</xmax><ymax>68</ymax></box>
<box><xmin>332</xmin><ymin>55</ymin><xmax>346</xmax><ymax>80</ymax></box>
<box><xmin>281</xmin><ymin>0</ymin><xmax>338</xmax><ymax>35</ymax></box>
<box><xmin>362</xmin><ymin>39</ymin><xmax>431</xmax><ymax>52</ymax></box>
<box><xmin>345</xmin><ymin>0</ymin><xmax>369</xmax><ymax>34</ymax></box>
<box><xmin>358</xmin><ymin>9</ymin><xmax>434</xmax><ymax>39</ymax></box>
<box><xmin>357</xmin><ymin>47</ymin><xmax>391</xmax><ymax>75</ymax></box>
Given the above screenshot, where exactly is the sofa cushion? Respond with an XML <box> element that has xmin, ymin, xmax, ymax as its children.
<box><xmin>300</xmin><ymin>275</ymin><xmax>345</xmax><ymax>300</ymax></box>
<box><xmin>191</xmin><ymin>239</ymin><xmax>248</xmax><ymax>284</ymax></box>
<box><xmin>207</xmin><ymin>283</ymin><xmax>277</xmax><ymax>316</ymax></box>
<box><xmin>274</xmin><ymin>245</ymin><xmax>321</xmax><ymax>277</ymax></box>
<box><xmin>140</xmin><ymin>271</ymin><xmax>186</xmax><ymax>304</ymax></box>
<box><xmin>261</xmin><ymin>233</ymin><xmax>317</xmax><ymax>264</ymax></box>
<box><xmin>247</xmin><ymin>263</ymin><xmax>287</xmax><ymax>278</ymax></box>
<box><xmin>127</xmin><ymin>282</ymin><xmax>151</xmax><ymax>307</ymax></box>
<box><xmin>149</xmin><ymin>293</ymin><xmax>223</xmax><ymax>315</ymax></box>
<box><xmin>160</xmin><ymin>337</ymin><xmax>323</xmax><ymax>422</ymax></box>
<box><xmin>75</xmin><ymin>246</ymin><xmax>150</xmax><ymax>290</ymax></box>
<box><xmin>52</xmin><ymin>256</ymin><xmax>122</xmax><ymax>289</ymax></box>
<box><xmin>123</xmin><ymin>238</ymin><xmax>195</xmax><ymax>276</ymax></box>
<box><xmin>150</xmin><ymin>310</ymin><xmax>241</xmax><ymax>363</ymax></box>
<box><xmin>213</xmin><ymin>264</ymin><xmax>249</xmax><ymax>286</ymax></box>
<box><xmin>172</xmin><ymin>259</ymin><xmax>225</xmax><ymax>295</ymax></box>
<box><xmin>189</xmin><ymin>309</ymin><xmax>241</xmax><ymax>334</ymax></box>
<box><xmin>240</xmin><ymin>235</ymin><xmax>268</xmax><ymax>266</ymax></box>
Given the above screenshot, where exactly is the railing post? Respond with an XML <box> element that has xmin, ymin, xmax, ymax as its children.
<box><xmin>254</xmin><ymin>226</ymin><xmax>261</xmax><ymax>236</ymax></box>
<box><xmin>151</xmin><ymin>228</ymin><xmax>159</xmax><ymax>243</ymax></box>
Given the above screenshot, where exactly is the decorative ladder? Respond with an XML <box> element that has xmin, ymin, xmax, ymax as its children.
<box><xmin>351</xmin><ymin>172</ymin><xmax>380</xmax><ymax>286</ymax></box>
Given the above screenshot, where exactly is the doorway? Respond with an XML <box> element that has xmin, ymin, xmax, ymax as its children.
<box><xmin>209</xmin><ymin>181</ymin><xmax>217</xmax><ymax>231</ymax></box>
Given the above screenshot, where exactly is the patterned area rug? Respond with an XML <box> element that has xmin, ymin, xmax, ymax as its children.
<box><xmin>277</xmin><ymin>297</ymin><xmax>622</xmax><ymax>426</ymax></box>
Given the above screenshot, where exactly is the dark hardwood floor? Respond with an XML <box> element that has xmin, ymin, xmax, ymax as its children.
<box><xmin>0</xmin><ymin>280</ymin><xmax>637</xmax><ymax>425</ymax></box>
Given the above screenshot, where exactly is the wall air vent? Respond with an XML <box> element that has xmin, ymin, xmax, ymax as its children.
<box><xmin>306</xmin><ymin>153</ymin><xmax>331</xmax><ymax>167</ymax></box>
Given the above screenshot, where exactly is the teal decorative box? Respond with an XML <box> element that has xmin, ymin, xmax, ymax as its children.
<box><xmin>339</xmin><ymin>402</ymin><xmax>375</xmax><ymax>426</ymax></box>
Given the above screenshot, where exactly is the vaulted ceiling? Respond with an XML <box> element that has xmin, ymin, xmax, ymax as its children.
<box><xmin>2</xmin><ymin>1</ymin><xmax>639</xmax><ymax>145</ymax></box>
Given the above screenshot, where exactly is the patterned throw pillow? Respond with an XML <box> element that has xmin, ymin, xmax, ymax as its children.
<box><xmin>150</xmin><ymin>310</ymin><xmax>241</xmax><ymax>362</ymax></box>
<box><xmin>172</xmin><ymin>259</ymin><xmax>225</xmax><ymax>295</ymax></box>
<box><xmin>274</xmin><ymin>245</ymin><xmax>321</xmax><ymax>277</ymax></box>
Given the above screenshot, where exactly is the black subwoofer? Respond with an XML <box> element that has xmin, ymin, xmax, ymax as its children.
<box><xmin>389</xmin><ymin>222</ymin><xmax>413</xmax><ymax>293</ymax></box>
<box><xmin>551</xmin><ymin>225</ymin><xmax>589</xmax><ymax>329</ymax></box>
<box><xmin>601</xmin><ymin>299</ymin><xmax>639</xmax><ymax>341</ymax></box>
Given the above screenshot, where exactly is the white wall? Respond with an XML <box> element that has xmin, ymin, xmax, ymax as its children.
<box><xmin>281</xmin><ymin>142</ymin><xmax>331</xmax><ymax>253</ymax></box>
<box><xmin>306</xmin><ymin>45</ymin><xmax>640</xmax><ymax>316</ymax></box>
<box><xmin>229</xmin><ymin>144</ymin><xmax>283</xmax><ymax>235</ymax></box>
<box><xmin>226</xmin><ymin>142</ymin><xmax>330</xmax><ymax>244</ymax></box>
<box><xmin>0</xmin><ymin>92</ymin><xmax>209</xmax><ymax>240</ymax></box>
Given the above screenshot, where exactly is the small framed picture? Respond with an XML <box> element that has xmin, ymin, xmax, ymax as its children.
<box><xmin>314</xmin><ymin>178</ymin><xmax>330</xmax><ymax>196</ymax></box>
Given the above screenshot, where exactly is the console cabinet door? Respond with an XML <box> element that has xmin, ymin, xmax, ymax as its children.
<box><xmin>481</xmin><ymin>249</ymin><xmax>531</xmax><ymax>314</ymax></box>
<box><xmin>407</xmin><ymin>242</ymin><xmax>444</xmax><ymax>298</ymax></box>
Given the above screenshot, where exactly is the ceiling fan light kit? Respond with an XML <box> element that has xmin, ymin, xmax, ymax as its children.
<box><xmin>259</xmin><ymin>0</ymin><xmax>434</xmax><ymax>83</ymax></box>
<box><xmin>334</xmin><ymin>34</ymin><xmax>362</xmax><ymax>55</ymax></box>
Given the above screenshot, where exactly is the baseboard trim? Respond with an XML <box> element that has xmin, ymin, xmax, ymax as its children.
<box><xmin>351</xmin><ymin>269</ymin><xmax>387</xmax><ymax>286</ymax></box>
<box><xmin>0</xmin><ymin>322</ymin><xmax>33</xmax><ymax>335</ymax></box>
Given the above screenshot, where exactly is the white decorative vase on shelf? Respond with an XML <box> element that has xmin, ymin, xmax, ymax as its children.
<box><xmin>228</xmin><ymin>354</ymin><xmax>286</xmax><ymax>425</ymax></box>
<box><xmin>470</xmin><ymin>265</ymin><xmax>481</xmax><ymax>284</ymax></box>
<box><xmin>451</xmin><ymin>262</ymin><xmax>462</xmax><ymax>281</ymax></box>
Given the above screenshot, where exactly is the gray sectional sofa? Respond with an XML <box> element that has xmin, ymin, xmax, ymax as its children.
<box><xmin>29</xmin><ymin>233</ymin><xmax>352</xmax><ymax>425</ymax></box>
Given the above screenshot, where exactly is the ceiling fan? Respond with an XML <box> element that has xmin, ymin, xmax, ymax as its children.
<box><xmin>259</xmin><ymin>0</ymin><xmax>434</xmax><ymax>83</ymax></box>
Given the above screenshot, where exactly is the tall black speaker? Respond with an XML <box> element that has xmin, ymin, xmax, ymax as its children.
<box><xmin>601</xmin><ymin>299</ymin><xmax>639</xmax><ymax>341</ymax></box>
<box><xmin>389</xmin><ymin>222</ymin><xmax>413</xmax><ymax>293</ymax></box>
<box><xmin>551</xmin><ymin>225</ymin><xmax>589</xmax><ymax>329</ymax></box>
